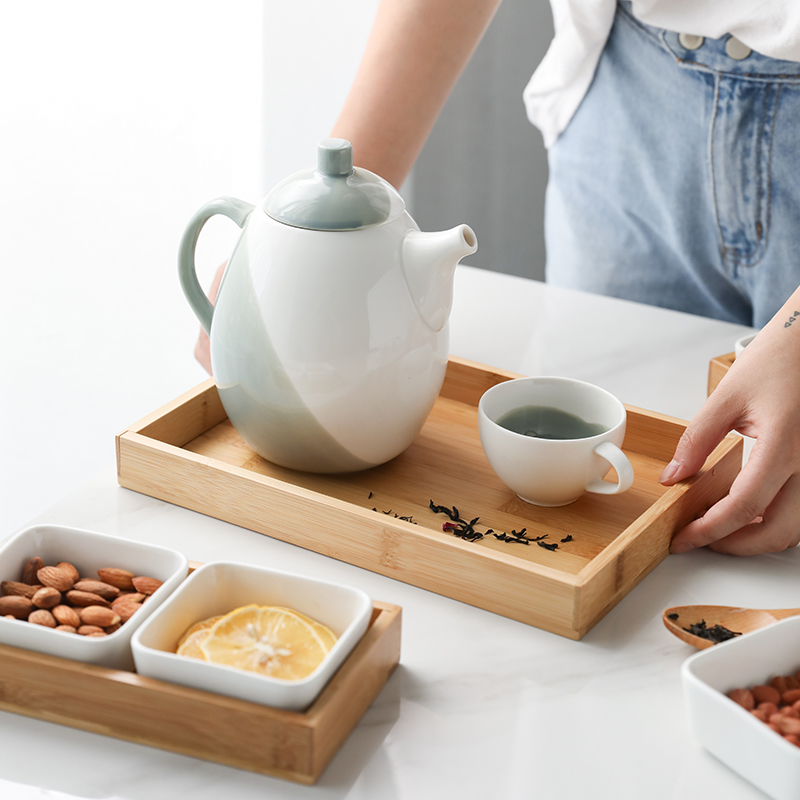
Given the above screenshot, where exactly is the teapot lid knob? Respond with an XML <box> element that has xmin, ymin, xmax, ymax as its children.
<box><xmin>317</xmin><ymin>138</ymin><xmax>353</xmax><ymax>177</ymax></box>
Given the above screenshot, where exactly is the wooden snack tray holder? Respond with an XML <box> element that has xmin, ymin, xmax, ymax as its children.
<box><xmin>0</xmin><ymin>564</ymin><xmax>401</xmax><ymax>784</ymax></box>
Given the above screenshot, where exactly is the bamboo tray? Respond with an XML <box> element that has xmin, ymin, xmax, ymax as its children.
<box><xmin>117</xmin><ymin>357</ymin><xmax>742</xmax><ymax>640</ymax></box>
<box><xmin>0</xmin><ymin>575</ymin><xmax>401</xmax><ymax>785</ymax></box>
<box><xmin>708</xmin><ymin>352</ymin><xmax>735</xmax><ymax>395</ymax></box>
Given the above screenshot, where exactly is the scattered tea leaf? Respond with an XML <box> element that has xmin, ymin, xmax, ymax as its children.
<box><xmin>683</xmin><ymin>619</ymin><xmax>741</xmax><ymax>644</ymax></box>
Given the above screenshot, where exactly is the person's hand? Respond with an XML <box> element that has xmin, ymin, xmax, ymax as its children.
<box><xmin>660</xmin><ymin>293</ymin><xmax>800</xmax><ymax>556</ymax></box>
<box><xmin>193</xmin><ymin>262</ymin><xmax>226</xmax><ymax>375</ymax></box>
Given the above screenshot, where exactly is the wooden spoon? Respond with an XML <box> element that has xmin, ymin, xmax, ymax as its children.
<box><xmin>662</xmin><ymin>604</ymin><xmax>800</xmax><ymax>650</ymax></box>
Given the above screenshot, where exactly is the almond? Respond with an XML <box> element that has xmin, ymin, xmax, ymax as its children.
<box><xmin>55</xmin><ymin>561</ymin><xmax>80</xmax><ymax>583</ymax></box>
<box><xmin>0</xmin><ymin>595</ymin><xmax>33</xmax><ymax>619</ymax></box>
<box><xmin>52</xmin><ymin>604</ymin><xmax>81</xmax><ymax>627</ymax></box>
<box><xmin>32</xmin><ymin>586</ymin><xmax>61</xmax><ymax>609</ymax></box>
<box><xmin>772</xmin><ymin>715</ymin><xmax>800</xmax><ymax>736</ymax></box>
<box><xmin>104</xmin><ymin>621</ymin><xmax>122</xmax><ymax>634</ymax></box>
<box><xmin>22</xmin><ymin>556</ymin><xmax>44</xmax><ymax>585</ymax></box>
<box><xmin>97</xmin><ymin>567</ymin><xmax>135</xmax><ymax>591</ymax></box>
<box><xmin>85</xmin><ymin>632</ymin><xmax>108</xmax><ymax>638</ymax></box>
<box><xmin>65</xmin><ymin>590</ymin><xmax>111</xmax><ymax>608</ymax></box>
<box><xmin>79</xmin><ymin>606</ymin><xmax>120</xmax><ymax>628</ymax></box>
<box><xmin>78</xmin><ymin>625</ymin><xmax>106</xmax><ymax>636</ymax></box>
<box><xmin>37</xmin><ymin>566</ymin><xmax>75</xmax><ymax>592</ymax></box>
<box><xmin>132</xmin><ymin>576</ymin><xmax>162</xmax><ymax>595</ymax></box>
<box><xmin>113</xmin><ymin>592</ymin><xmax>145</xmax><ymax>606</ymax></box>
<box><xmin>73</xmin><ymin>579</ymin><xmax>119</xmax><ymax>600</ymax></box>
<box><xmin>1</xmin><ymin>581</ymin><xmax>38</xmax><ymax>599</ymax></box>
<box><xmin>54</xmin><ymin>625</ymin><xmax>78</xmax><ymax>633</ymax></box>
<box><xmin>28</xmin><ymin>609</ymin><xmax>57</xmax><ymax>628</ymax></box>
<box><xmin>114</xmin><ymin>601</ymin><xmax>142</xmax><ymax>622</ymax></box>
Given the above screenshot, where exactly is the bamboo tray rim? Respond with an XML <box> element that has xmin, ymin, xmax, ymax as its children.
<box><xmin>118</xmin><ymin>365</ymin><xmax>739</xmax><ymax>589</ymax></box>
<box><xmin>116</xmin><ymin>355</ymin><xmax>743</xmax><ymax>639</ymax></box>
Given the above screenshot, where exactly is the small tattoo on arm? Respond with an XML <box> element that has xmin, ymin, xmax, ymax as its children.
<box><xmin>785</xmin><ymin>311</ymin><xmax>800</xmax><ymax>329</ymax></box>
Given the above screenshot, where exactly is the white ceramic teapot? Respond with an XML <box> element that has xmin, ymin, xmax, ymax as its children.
<box><xmin>179</xmin><ymin>138</ymin><xmax>477</xmax><ymax>473</ymax></box>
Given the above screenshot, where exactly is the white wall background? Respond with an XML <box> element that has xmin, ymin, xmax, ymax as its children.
<box><xmin>1</xmin><ymin>1</ymin><xmax>380</xmax><ymax>534</ymax></box>
<box><xmin>261</xmin><ymin>1</ymin><xmax>381</xmax><ymax>191</ymax></box>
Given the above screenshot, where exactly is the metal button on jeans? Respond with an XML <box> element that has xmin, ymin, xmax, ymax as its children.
<box><xmin>725</xmin><ymin>36</ymin><xmax>752</xmax><ymax>60</ymax></box>
<box><xmin>678</xmin><ymin>32</ymin><xmax>704</xmax><ymax>51</ymax></box>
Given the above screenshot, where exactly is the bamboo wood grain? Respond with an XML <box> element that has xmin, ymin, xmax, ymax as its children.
<box><xmin>117</xmin><ymin>357</ymin><xmax>743</xmax><ymax>639</ymax></box>
<box><xmin>708</xmin><ymin>352</ymin><xmax>735</xmax><ymax>395</ymax></box>
<box><xmin>0</xmin><ymin>600</ymin><xmax>401</xmax><ymax>784</ymax></box>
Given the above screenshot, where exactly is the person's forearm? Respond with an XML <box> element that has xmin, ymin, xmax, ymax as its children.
<box><xmin>331</xmin><ymin>0</ymin><xmax>502</xmax><ymax>187</ymax></box>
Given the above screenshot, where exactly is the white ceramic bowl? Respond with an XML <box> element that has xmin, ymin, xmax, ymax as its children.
<box><xmin>735</xmin><ymin>332</ymin><xmax>758</xmax><ymax>357</ymax></box>
<box><xmin>131</xmin><ymin>561</ymin><xmax>372</xmax><ymax>711</ymax></box>
<box><xmin>682</xmin><ymin>615</ymin><xmax>800</xmax><ymax>800</ymax></box>
<box><xmin>0</xmin><ymin>524</ymin><xmax>189</xmax><ymax>670</ymax></box>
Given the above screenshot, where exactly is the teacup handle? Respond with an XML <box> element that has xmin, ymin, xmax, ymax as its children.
<box><xmin>178</xmin><ymin>196</ymin><xmax>255</xmax><ymax>335</ymax></box>
<box><xmin>586</xmin><ymin>441</ymin><xmax>635</xmax><ymax>495</ymax></box>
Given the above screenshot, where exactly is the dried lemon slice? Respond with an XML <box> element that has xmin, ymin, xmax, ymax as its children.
<box><xmin>289</xmin><ymin>608</ymin><xmax>337</xmax><ymax>652</ymax></box>
<box><xmin>199</xmin><ymin>605</ymin><xmax>336</xmax><ymax>681</ymax></box>
<box><xmin>176</xmin><ymin>615</ymin><xmax>223</xmax><ymax>659</ymax></box>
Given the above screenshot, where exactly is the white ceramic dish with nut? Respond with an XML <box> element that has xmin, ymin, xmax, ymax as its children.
<box><xmin>131</xmin><ymin>561</ymin><xmax>372</xmax><ymax>711</ymax></box>
<box><xmin>0</xmin><ymin>524</ymin><xmax>189</xmax><ymax>670</ymax></box>
<box><xmin>682</xmin><ymin>615</ymin><xmax>800</xmax><ymax>800</ymax></box>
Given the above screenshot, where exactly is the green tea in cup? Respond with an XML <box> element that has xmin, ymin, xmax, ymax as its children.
<box><xmin>496</xmin><ymin>405</ymin><xmax>608</xmax><ymax>440</ymax></box>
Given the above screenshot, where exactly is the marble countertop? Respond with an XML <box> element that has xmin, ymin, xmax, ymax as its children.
<box><xmin>4</xmin><ymin>266</ymin><xmax>790</xmax><ymax>800</ymax></box>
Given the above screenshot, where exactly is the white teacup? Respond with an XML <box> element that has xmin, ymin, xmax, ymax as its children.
<box><xmin>478</xmin><ymin>377</ymin><xmax>635</xmax><ymax>507</ymax></box>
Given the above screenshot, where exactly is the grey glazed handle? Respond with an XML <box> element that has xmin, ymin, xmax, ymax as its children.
<box><xmin>178</xmin><ymin>196</ymin><xmax>255</xmax><ymax>335</ymax></box>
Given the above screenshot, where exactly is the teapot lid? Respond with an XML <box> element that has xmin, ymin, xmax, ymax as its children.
<box><xmin>263</xmin><ymin>139</ymin><xmax>405</xmax><ymax>231</ymax></box>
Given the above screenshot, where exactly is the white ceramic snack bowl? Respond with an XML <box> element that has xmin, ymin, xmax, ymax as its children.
<box><xmin>0</xmin><ymin>524</ymin><xmax>189</xmax><ymax>670</ymax></box>
<box><xmin>682</xmin><ymin>615</ymin><xmax>800</xmax><ymax>800</ymax></box>
<box><xmin>131</xmin><ymin>561</ymin><xmax>372</xmax><ymax>711</ymax></box>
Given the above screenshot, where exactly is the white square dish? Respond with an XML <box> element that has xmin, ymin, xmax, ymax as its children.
<box><xmin>131</xmin><ymin>561</ymin><xmax>372</xmax><ymax>711</ymax></box>
<box><xmin>0</xmin><ymin>524</ymin><xmax>189</xmax><ymax>670</ymax></box>
<box><xmin>682</xmin><ymin>615</ymin><xmax>800</xmax><ymax>800</ymax></box>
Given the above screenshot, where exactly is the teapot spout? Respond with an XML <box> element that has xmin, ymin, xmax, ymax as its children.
<box><xmin>402</xmin><ymin>224</ymin><xmax>477</xmax><ymax>331</ymax></box>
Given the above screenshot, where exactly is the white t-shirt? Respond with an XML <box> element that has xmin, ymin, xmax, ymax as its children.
<box><xmin>524</xmin><ymin>0</ymin><xmax>800</xmax><ymax>148</ymax></box>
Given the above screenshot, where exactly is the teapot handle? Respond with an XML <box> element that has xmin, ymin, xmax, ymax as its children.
<box><xmin>178</xmin><ymin>197</ymin><xmax>255</xmax><ymax>335</ymax></box>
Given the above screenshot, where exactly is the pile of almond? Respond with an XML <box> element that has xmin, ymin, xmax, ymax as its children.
<box><xmin>0</xmin><ymin>557</ymin><xmax>163</xmax><ymax>637</ymax></box>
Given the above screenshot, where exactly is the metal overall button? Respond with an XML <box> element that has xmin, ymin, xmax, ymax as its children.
<box><xmin>678</xmin><ymin>32</ymin><xmax>704</xmax><ymax>51</ymax></box>
<box><xmin>725</xmin><ymin>36</ymin><xmax>752</xmax><ymax>60</ymax></box>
